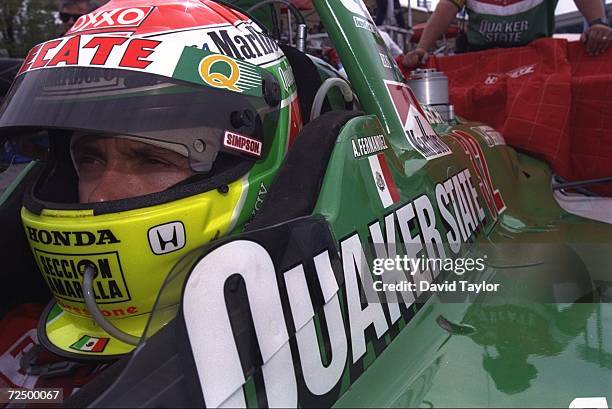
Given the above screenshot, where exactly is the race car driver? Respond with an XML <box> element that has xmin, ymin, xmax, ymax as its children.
<box><xmin>0</xmin><ymin>0</ymin><xmax>300</xmax><ymax>400</ymax></box>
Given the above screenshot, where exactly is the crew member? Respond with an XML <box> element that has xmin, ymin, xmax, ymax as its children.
<box><xmin>401</xmin><ymin>0</ymin><xmax>611</xmax><ymax>69</ymax></box>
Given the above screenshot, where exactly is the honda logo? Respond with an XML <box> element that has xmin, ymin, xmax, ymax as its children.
<box><xmin>148</xmin><ymin>221</ymin><xmax>186</xmax><ymax>255</ymax></box>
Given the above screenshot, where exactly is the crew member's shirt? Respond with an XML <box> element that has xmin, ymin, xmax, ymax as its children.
<box><xmin>450</xmin><ymin>0</ymin><xmax>559</xmax><ymax>50</ymax></box>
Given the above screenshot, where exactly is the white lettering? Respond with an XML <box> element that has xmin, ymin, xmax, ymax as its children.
<box><xmin>183</xmin><ymin>241</ymin><xmax>297</xmax><ymax>408</ymax></box>
<box><xmin>284</xmin><ymin>252</ymin><xmax>348</xmax><ymax>396</ymax></box>
<box><xmin>341</xmin><ymin>234</ymin><xmax>389</xmax><ymax>363</ymax></box>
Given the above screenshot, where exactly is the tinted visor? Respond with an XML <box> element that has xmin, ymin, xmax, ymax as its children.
<box><xmin>0</xmin><ymin>67</ymin><xmax>274</xmax><ymax>172</ymax></box>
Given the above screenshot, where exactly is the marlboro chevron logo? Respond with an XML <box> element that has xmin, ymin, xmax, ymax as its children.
<box><xmin>70</xmin><ymin>335</ymin><xmax>109</xmax><ymax>353</ymax></box>
<box><xmin>385</xmin><ymin>80</ymin><xmax>452</xmax><ymax>160</ymax></box>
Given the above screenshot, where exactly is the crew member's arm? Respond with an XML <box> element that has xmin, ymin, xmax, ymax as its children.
<box><xmin>573</xmin><ymin>0</ymin><xmax>611</xmax><ymax>56</ymax></box>
<box><xmin>400</xmin><ymin>0</ymin><xmax>460</xmax><ymax>69</ymax></box>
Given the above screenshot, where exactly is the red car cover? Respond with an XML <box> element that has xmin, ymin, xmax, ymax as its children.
<box><xmin>403</xmin><ymin>38</ymin><xmax>612</xmax><ymax>195</ymax></box>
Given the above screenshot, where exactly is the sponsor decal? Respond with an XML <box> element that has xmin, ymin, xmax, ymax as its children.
<box><xmin>471</xmin><ymin>125</ymin><xmax>505</xmax><ymax>147</ymax></box>
<box><xmin>368</xmin><ymin>153</ymin><xmax>399</xmax><ymax>208</ymax></box>
<box><xmin>41</xmin><ymin>69</ymin><xmax>121</xmax><ymax>96</ymax></box>
<box><xmin>253</xmin><ymin>182</ymin><xmax>268</xmax><ymax>214</ymax></box>
<box><xmin>18</xmin><ymin>26</ymin><xmax>281</xmax><ymax>93</ymax></box>
<box><xmin>202</xmin><ymin>23</ymin><xmax>282</xmax><ymax>66</ymax></box>
<box><xmin>33</xmin><ymin>249</ymin><xmax>131</xmax><ymax>304</ymax></box>
<box><xmin>68</xmin><ymin>6</ymin><xmax>154</xmax><ymax>34</ymax></box>
<box><xmin>18</xmin><ymin>22</ymin><xmax>282</xmax><ymax>81</ymax></box>
<box><xmin>18</xmin><ymin>35</ymin><xmax>161</xmax><ymax>76</ymax></box>
<box><xmin>278</xmin><ymin>65</ymin><xmax>296</xmax><ymax>92</ymax></box>
<box><xmin>173</xmin><ymin>47</ymin><xmax>262</xmax><ymax>96</ymax></box>
<box><xmin>70</xmin><ymin>335</ymin><xmax>109</xmax><ymax>353</ymax></box>
<box><xmin>26</xmin><ymin>227</ymin><xmax>120</xmax><ymax>246</ymax></box>
<box><xmin>223</xmin><ymin>131</ymin><xmax>262</xmax><ymax>158</ymax></box>
<box><xmin>436</xmin><ymin>169</ymin><xmax>487</xmax><ymax>251</ymax></box>
<box><xmin>351</xmin><ymin>134</ymin><xmax>389</xmax><ymax>158</ymax></box>
<box><xmin>385</xmin><ymin>80</ymin><xmax>452</xmax><ymax>160</ymax></box>
<box><xmin>380</xmin><ymin>53</ymin><xmax>392</xmax><ymax>69</ymax></box>
<box><xmin>353</xmin><ymin>16</ymin><xmax>376</xmax><ymax>33</ymax></box>
<box><xmin>507</xmin><ymin>64</ymin><xmax>535</xmax><ymax>78</ymax></box>
<box><xmin>148</xmin><ymin>221</ymin><xmax>186</xmax><ymax>255</ymax></box>
<box><xmin>451</xmin><ymin>130</ymin><xmax>506</xmax><ymax>218</ymax></box>
<box><xmin>183</xmin><ymin>168</ymin><xmax>495</xmax><ymax>406</ymax></box>
<box><xmin>199</xmin><ymin>54</ymin><xmax>240</xmax><ymax>91</ymax></box>
<box><xmin>56</xmin><ymin>299</ymin><xmax>138</xmax><ymax>318</ymax></box>
<box><xmin>484</xmin><ymin>75</ymin><xmax>498</xmax><ymax>85</ymax></box>
<box><xmin>484</xmin><ymin>64</ymin><xmax>536</xmax><ymax>85</ymax></box>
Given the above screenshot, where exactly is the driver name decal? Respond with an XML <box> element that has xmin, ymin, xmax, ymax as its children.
<box><xmin>351</xmin><ymin>134</ymin><xmax>388</xmax><ymax>158</ymax></box>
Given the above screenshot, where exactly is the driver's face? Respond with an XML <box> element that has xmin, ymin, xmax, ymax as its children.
<box><xmin>72</xmin><ymin>137</ymin><xmax>193</xmax><ymax>203</ymax></box>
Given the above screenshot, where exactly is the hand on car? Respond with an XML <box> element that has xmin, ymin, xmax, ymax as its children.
<box><xmin>401</xmin><ymin>47</ymin><xmax>429</xmax><ymax>69</ymax></box>
<box><xmin>581</xmin><ymin>24</ymin><xmax>611</xmax><ymax>56</ymax></box>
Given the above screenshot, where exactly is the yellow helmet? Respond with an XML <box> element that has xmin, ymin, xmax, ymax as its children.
<box><xmin>0</xmin><ymin>0</ymin><xmax>301</xmax><ymax>359</ymax></box>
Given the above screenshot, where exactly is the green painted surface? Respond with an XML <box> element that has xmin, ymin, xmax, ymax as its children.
<box><xmin>303</xmin><ymin>1</ymin><xmax>612</xmax><ymax>407</ymax></box>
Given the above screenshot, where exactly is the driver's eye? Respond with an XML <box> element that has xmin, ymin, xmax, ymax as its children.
<box><xmin>75</xmin><ymin>154</ymin><xmax>103</xmax><ymax>168</ymax></box>
<box><xmin>77</xmin><ymin>155</ymin><xmax>97</xmax><ymax>164</ymax></box>
<box><xmin>141</xmin><ymin>156</ymin><xmax>173</xmax><ymax>167</ymax></box>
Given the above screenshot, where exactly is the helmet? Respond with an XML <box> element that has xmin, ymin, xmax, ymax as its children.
<box><xmin>0</xmin><ymin>0</ymin><xmax>301</xmax><ymax>359</ymax></box>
